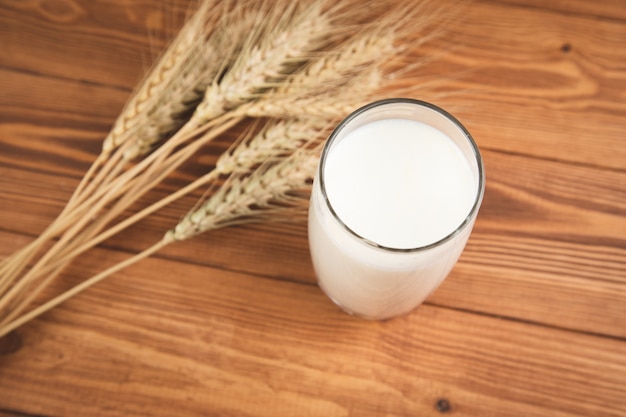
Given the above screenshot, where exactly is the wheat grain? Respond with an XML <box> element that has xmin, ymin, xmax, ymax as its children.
<box><xmin>242</xmin><ymin>68</ymin><xmax>384</xmax><ymax>120</ymax></box>
<box><xmin>216</xmin><ymin>118</ymin><xmax>329</xmax><ymax>174</ymax></box>
<box><xmin>169</xmin><ymin>147</ymin><xmax>320</xmax><ymax>242</ymax></box>
<box><xmin>102</xmin><ymin>0</ymin><xmax>219</xmax><ymax>154</ymax></box>
<box><xmin>235</xmin><ymin>21</ymin><xmax>401</xmax><ymax>120</ymax></box>
<box><xmin>284</xmin><ymin>32</ymin><xmax>396</xmax><ymax>93</ymax></box>
<box><xmin>56</xmin><ymin>0</ymin><xmax>225</xmax><ymax>221</ymax></box>
<box><xmin>121</xmin><ymin>2</ymin><xmax>265</xmax><ymax>160</ymax></box>
<box><xmin>188</xmin><ymin>2</ymin><xmax>331</xmax><ymax>127</ymax></box>
<box><xmin>120</xmin><ymin>41</ymin><xmax>217</xmax><ymax>161</ymax></box>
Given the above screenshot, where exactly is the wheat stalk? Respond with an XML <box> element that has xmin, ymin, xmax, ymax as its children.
<box><xmin>0</xmin><ymin>0</ymin><xmax>265</xmax><ymax>304</ymax></box>
<box><xmin>0</xmin><ymin>115</ymin><xmax>324</xmax><ymax>327</ymax></box>
<box><xmin>3</xmin><ymin>117</ymin><xmax>327</xmax><ymax>291</ymax></box>
<box><xmin>0</xmin><ymin>114</ymin><xmax>242</xmax><ymax>326</ymax></box>
<box><xmin>0</xmin><ymin>144</ymin><xmax>323</xmax><ymax>338</ymax></box>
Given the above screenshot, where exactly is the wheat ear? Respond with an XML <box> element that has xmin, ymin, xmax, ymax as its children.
<box><xmin>187</xmin><ymin>1</ymin><xmax>332</xmax><ymax>128</ymax></box>
<box><xmin>216</xmin><ymin>118</ymin><xmax>329</xmax><ymax>174</ymax></box>
<box><xmin>102</xmin><ymin>0</ymin><xmax>220</xmax><ymax>155</ymax></box>
<box><xmin>243</xmin><ymin>68</ymin><xmax>384</xmax><ymax>120</ymax></box>
<box><xmin>67</xmin><ymin>0</ymin><xmax>217</xmax><ymax>207</ymax></box>
<box><xmin>121</xmin><ymin>1</ymin><xmax>264</xmax><ymax>161</ymax></box>
<box><xmin>169</xmin><ymin>145</ymin><xmax>321</xmax><ymax>242</ymax></box>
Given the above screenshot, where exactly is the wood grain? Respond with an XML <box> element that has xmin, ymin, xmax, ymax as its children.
<box><xmin>1</xmin><ymin>146</ymin><xmax>623</xmax><ymax>337</ymax></box>
<box><xmin>419</xmin><ymin>1</ymin><xmax>626</xmax><ymax>170</ymax></box>
<box><xmin>0</xmin><ymin>0</ymin><xmax>625</xmax><ymax>416</ymax></box>
<box><xmin>0</xmin><ymin>249</ymin><xmax>625</xmax><ymax>417</ymax></box>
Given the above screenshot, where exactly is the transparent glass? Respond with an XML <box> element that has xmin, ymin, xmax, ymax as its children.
<box><xmin>308</xmin><ymin>98</ymin><xmax>485</xmax><ymax>320</ymax></box>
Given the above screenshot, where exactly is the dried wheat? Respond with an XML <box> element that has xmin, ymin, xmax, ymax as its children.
<box><xmin>121</xmin><ymin>2</ymin><xmax>264</xmax><ymax>160</ymax></box>
<box><xmin>188</xmin><ymin>2</ymin><xmax>331</xmax><ymax>127</ymax></box>
<box><xmin>0</xmin><ymin>0</ymin><xmax>457</xmax><ymax>336</ymax></box>
<box><xmin>169</xmin><ymin>147</ymin><xmax>320</xmax><ymax>242</ymax></box>
<box><xmin>243</xmin><ymin>68</ymin><xmax>384</xmax><ymax>120</ymax></box>
<box><xmin>102</xmin><ymin>0</ymin><xmax>220</xmax><ymax>154</ymax></box>
<box><xmin>285</xmin><ymin>31</ymin><xmax>397</xmax><ymax>92</ymax></box>
<box><xmin>216</xmin><ymin>118</ymin><xmax>328</xmax><ymax>174</ymax></box>
<box><xmin>0</xmin><ymin>146</ymin><xmax>322</xmax><ymax>336</ymax></box>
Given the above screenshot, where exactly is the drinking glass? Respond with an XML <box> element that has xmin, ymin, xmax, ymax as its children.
<box><xmin>308</xmin><ymin>98</ymin><xmax>485</xmax><ymax>320</ymax></box>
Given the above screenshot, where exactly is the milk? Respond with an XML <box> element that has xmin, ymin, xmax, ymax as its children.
<box><xmin>324</xmin><ymin>118</ymin><xmax>476</xmax><ymax>249</ymax></box>
<box><xmin>308</xmin><ymin>101</ymin><xmax>484</xmax><ymax>320</ymax></box>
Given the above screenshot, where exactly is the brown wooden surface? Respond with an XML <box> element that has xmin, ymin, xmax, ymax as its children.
<box><xmin>1</xmin><ymin>0</ymin><xmax>625</xmax><ymax>416</ymax></box>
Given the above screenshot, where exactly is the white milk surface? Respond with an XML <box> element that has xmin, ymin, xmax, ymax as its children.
<box><xmin>308</xmin><ymin>117</ymin><xmax>480</xmax><ymax>319</ymax></box>
<box><xmin>323</xmin><ymin>118</ymin><xmax>476</xmax><ymax>249</ymax></box>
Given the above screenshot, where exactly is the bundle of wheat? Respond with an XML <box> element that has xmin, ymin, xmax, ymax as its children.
<box><xmin>0</xmin><ymin>0</ymin><xmax>454</xmax><ymax>337</ymax></box>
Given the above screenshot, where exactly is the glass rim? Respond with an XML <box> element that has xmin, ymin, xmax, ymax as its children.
<box><xmin>318</xmin><ymin>98</ymin><xmax>486</xmax><ymax>253</ymax></box>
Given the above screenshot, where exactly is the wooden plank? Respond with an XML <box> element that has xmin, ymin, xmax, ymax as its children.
<box><xmin>414</xmin><ymin>1</ymin><xmax>626</xmax><ymax>170</ymax></box>
<box><xmin>0</xmin><ymin>138</ymin><xmax>625</xmax><ymax>338</ymax></box>
<box><xmin>0</xmin><ymin>0</ymin><xmax>187</xmax><ymax>90</ymax></box>
<box><xmin>0</xmin><ymin>411</ymin><xmax>47</xmax><ymax>417</ymax></box>
<box><xmin>0</xmin><ymin>67</ymin><xmax>124</xmax><ymax>131</ymax></box>
<box><xmin>493</xmin><ymin>0</ymin><xmax>626</xmax><ymax>21</ymax></box>
<box><xmin>0</xmin><ymin>251</ymin><xmax>624</xmax><ymax>417</ymax></box>
<box><xmin>1</xmin><ymin>1</ymin><xmax>625</xmax><ymax>171</ymax></box>
<box><xmin>0</xmin><ymin>0</ymin><xmax>625</xmax><ymax>415</ymax></box>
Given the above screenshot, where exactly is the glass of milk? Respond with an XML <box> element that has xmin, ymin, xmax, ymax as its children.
<box><xmin>308</xmin><ymin>98</ymin><xmax>485</xmax><ymax>320</ymax></box>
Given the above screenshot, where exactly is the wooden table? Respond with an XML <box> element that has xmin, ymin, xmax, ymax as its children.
<box><xmin>0</xmin><ymin>1</ymin><xmax>624</xmax><ymax>416</ymax></box>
